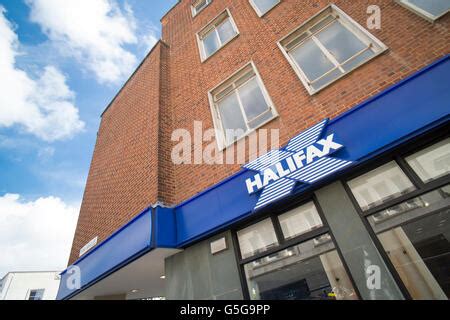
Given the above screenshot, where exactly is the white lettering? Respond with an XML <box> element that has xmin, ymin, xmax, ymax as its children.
<box><xmin>246</xmin><ymin>174</ymin><xmax>263</xmax><ymax>194</ymax></box>
<box><xmin>306</xmin><ymin>145</ymin><xmax>324</xmax><ymax>164</ymax></box>
<box><xmin>262</xmin><ymin>168</ymin><xmax>279</xmax><ymax>186</ymax></box>
<box><xmin>317</xmin><ymin>134</ymin><xmax>343</xmax><ymax>154</ymax></box>
<box><xmin>275</xmin><ymin>162</ymin><xmax>290</xmax><ymax>178</ymax></box>
<box><xmin>245</xmin><ymin>133</ymin><xmax>345</xmax><ymax>194</ymax></box>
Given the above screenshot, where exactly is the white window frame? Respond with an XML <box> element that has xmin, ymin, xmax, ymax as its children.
<box><xmin>208</xmin><ymin>61</ymin><xmax>278</xmax><ymax>150</ymax></box>
<box><xmin>196</xmin><ymin>8</ymin><xmax>240</xmax><ymax>62</ymax></box>
<box><xmin>249</xmin><ymin>0</ymin><xmax>281</xmax><ymax>17</ymax></box>
<box><xmin>278</xmin><ymin>4</ymin><xmax>388</xmax><ymax>95</ymax></box>
<box><xmin>396</xmin><ymin>0</ymin><xmax>450</xmax><ymax>22</ymax></box>
<box><xmin>191</xmin><ymin>0</ymin><xmax>212</xmax><ymax>17</ymax></box>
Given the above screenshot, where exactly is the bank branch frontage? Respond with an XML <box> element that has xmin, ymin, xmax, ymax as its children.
<box><xmin>58</xmin><ymin>55</ymin><xmax>449</xmax><ymax>300</ymax></box>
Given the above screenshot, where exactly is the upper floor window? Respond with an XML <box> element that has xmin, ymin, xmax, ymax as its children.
<box><xmin>192</xmin><ymin>0</ymin><xmax>212</xmax><ymax>17</ymax></box>
<box><xmin>209</xmin><ymin>63</ymin><xmax>277</xmax><ymax>149</ymax></box>
<box><xmin>28</xmin><ymin>289</ymin><xmax>45</xmax><ymax>300</ymax></box>
<box><xmin>197</xmin><ymin>9</ymin><xmax>239</xmax><ymax>61</ymax></box>
<box><xmin>249</xmin><ymin>0</ymin><xmax>281</xmax><ymax>17</ymax></box>
<box><xmin>398</xmin><ymin>0</ymin><xmax>450</xmax><ymax>21</ymax></box>
<box><xmin>278</xmin><ymin>4</ymin><xmax>387</xmax><ymax>95</ymax></box>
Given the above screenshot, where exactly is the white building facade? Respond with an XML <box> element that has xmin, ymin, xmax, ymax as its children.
<box><xmin>0</xmin><ymin>272</ymin><xmax>61</xmax><ymax>300</ymax></box>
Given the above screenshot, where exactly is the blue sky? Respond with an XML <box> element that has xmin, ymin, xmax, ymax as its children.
<box><xmin>0</xmin><ymin>0</ymin><xmax>177</xmax><ymax>278</ymax></box>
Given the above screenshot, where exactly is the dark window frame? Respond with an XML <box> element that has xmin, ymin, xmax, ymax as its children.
<box><xmin>28</xmin><ymin>288</ymin><xmax>45</xmax><ymax>301</ymax></box>
<box><xmin>232</xmin><ymin>195</ymin><xmax>360</xmax><ymax>300</ymax></box>
<box><xmin>342</xmin><ymin>127</ymin><xmax>450</xmax><ymax>300</ymax></box>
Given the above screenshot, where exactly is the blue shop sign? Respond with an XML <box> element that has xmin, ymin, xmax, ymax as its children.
<box><xmin>244</xmin><ymin>119</ymin><xmax>354</xmax><ymax>210</ymax></box>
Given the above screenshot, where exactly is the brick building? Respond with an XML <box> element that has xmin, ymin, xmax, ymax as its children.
<box><xmin>58</xmin><ymin>0</ymin><xmax>450</xmax><ymax>300</ymax></box>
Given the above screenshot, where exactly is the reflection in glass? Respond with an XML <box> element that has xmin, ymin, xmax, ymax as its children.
<box><xmin>237</xmin><ymin>218</ymin><xmax>279</xmax><ymax>259</ymax></box>
<box><xmin>368</xmin><ymin>185</ymin><xmax>450</xmax><ymax>300</ymax></box>
<box><xmin>216</xmin><ymin>19</ymin><xmax>237</xmax><ymax>44</ymax></box>
<box><xmin>244</xmin><ymin>234</ymin><xmax>358</xmax><ymax>300</ymax></box>
<box><xmin>288</xmin><ymin>17</ymin><xmax>378</xmax><ymax>91</ymax></box>
<box><xmin>348</xmin><ymin>161</ymin><xmax>416</xmax><ymax>211</ymax></box>
<box><xmin>403</xmin><ymin>0</ymin><xmax>450</xmax><ymax>17</ymax></box>
<box><xmin>238</xmin><ymin>78</ymin><xmax>270</xmax><ymax>123</ymax></box>
<box><xmin>201</xmin><ymin>16</ymin><xmax>237</xmax><ymax>59</ymax></box>
<box><xmin>290</xmin><ymin>38</ymin><xmax>335</xmax><ymax>82</ymax></box>
<box><xmin>252</xmin><ymin>0</ymin><xmax>280</xmax><ymax>16</ymax></box>
<box><xmin>406</xmin><ymin>138</ymin><xmax>450</xmax><ymax>183</ymax></box>
<box><xmin>218</xmin><ymin>92</ymin><xmax>247</xmax><ymax>137</ymax></box>
<box><xmin>278</xmin><ymin>202</ymin><xmax>324</xmax><ymax>240</ymax></box>
<box><xmin>203</xmin><ymin>30</ymin><xmax>220</xmax><ymax>58</ymax></box>
<box><xmin>316</xmin><ymin>21</ymin><xmax>371</xmax><ymax>64</ymax></box>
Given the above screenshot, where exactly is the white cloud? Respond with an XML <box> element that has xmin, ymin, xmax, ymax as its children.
<box><xmin>26</xmin><ymin>0</ymin><xmax>140</xmax><ymax>84</ymax></box>
<box><xmin>0</xmin><ymin>194</ymin><xmax>79</xmax><ymax>278</ymax></box>
<box><xmin>140</xmin><ymin>24</ymin><xmax>159</xmax><ymax>54</ymax></box>
<box><xmin>0</xmin><ymin>7</ymin><xmax>85</xmax><ymax>142</ymax></box>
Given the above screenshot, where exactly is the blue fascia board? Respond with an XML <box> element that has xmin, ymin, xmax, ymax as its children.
<box><xmin>174</xmin><ymin>54</ymin><xmax>450</xmax><ymax>247</ymax></box>
<box><xmin>57</xmin><ymin>208</ymin><xmax>153</xmax><ymax>300</ymax></box>
<box><xmin>57</xmin><ymin>55</ymin><xmax>450</xmax><ymax>300</ymax></box>
<box><xmin>153</xmin><ymin>206</ymin><xmax>178</xmax><ymax>248</ymax></box>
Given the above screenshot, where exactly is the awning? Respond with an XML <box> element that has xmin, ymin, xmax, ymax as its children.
<box><xmin>57</xmin><ymin>206</ymin><xmax>179</xmax><ymax>300</ymax></box>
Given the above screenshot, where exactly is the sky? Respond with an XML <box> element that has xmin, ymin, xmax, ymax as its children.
<box><xmin>0</xmin><ymin>0</ymin><xmax>177</xmax><ymax>278</ymax></box>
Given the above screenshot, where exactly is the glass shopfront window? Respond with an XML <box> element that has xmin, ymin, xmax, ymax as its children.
<box><xmin>348</xmin><ymin>161</ymin><xmax>416</xmax><ymax>211</ymax></box>
<box><xmin>236</xmin><ymin>201</ymin><xmax>358</xmax><ymax>300</ymax></box>
<box><xmin>368</xmin><ymin>185</ymin><xmax>450</xmax><ymax>299</ymax></box>
<box><xmin>244</xmin><ymin>234</ymin><xmax>358</xmax><ymax>300</ymax></box>
<box><xmin>406</xmin><ymin>138</ymin><xmax>450</xmax><ymax>183</ymax></box>
<box><xmin>278</xmin><ymin>202</ymin><xmax>324</xmax><ymax>240</ymax></box>
<box><xmin>237</xmin><ymin>218</ymin><xmax>279</xmax><ymax>259</ymax></box>
<box><xmin>346</xmin><ymin>137</ymin><xmax>450</xmax><ymax>300</ymax></box>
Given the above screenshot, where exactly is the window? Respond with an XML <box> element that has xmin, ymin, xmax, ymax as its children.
<box><xmin>249</xmin><ymin>0</ymin><xmax>280</xmax><ymax>17</ymax></box>
<box><xmin>28</xmin><ymin>289</ymin><xmax>45</xmax><ymax>300</ymax></box>
<box><xmin>236</xmin><ymin>200</ymin><xmax>358</xmax><ymax>300</ymax></box>
<box><xmin>197</xmin><ymin>9</ymin><xmax>239</xmax><ymax>61</ymax></box>
<box><xmin>367</xmin><ymin>185</ymin><xmax>450</xmax><ymax>299</ymax></box>
<box><xmin>348</xmin><ymin>161</ymin><xmax>416</xmax><ymax>211</ymax></box>
<box><xmin>398</xmin><ymin>0</ymin><xmax>450</xmax><ymax>21</ymax></box>
<box><xmin>237</xmin><ymin>218</ymin><xmax>279</xmax><ymax>259</ymax></box>
<box><xmin>406</xmin><ymin>138</ymin><xmax>450</xmax><ymax>183</ymax></box>
<box><xmin>344</xmin><ymin>136</ymin><xmax>450</xmax><ymax>300</ymax></box>
<box><xmin>209</xmin><ymin>63</ymin><xmax>277</xmax><ymax>149</ymax></box>
<box><xmin>244</xmin><ymin>234</ymin><xmax>358</xmax><ymax>300</ymax></box>
<box><xmin>278</xmin><ymin>5</ymin><xmax>387</xmax><ymax>94</ymax></box>
<box><xmin>192</xmin><ymin>0</ymin><xmax>211</xmax><ymax>17</ymax></box>
<box><xmin>278</xmin><ymin>201</ymin><xmax>324</xmax><ymax>240</ymax></box>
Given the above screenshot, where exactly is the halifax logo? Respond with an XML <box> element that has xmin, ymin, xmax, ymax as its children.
<box><xmin>243</xmin><ymin>119</ymin><xmax>354</xmax><ymax>210</ymax></box>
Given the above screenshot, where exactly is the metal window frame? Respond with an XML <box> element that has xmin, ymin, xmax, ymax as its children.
<box><xmin>191</xmin><ymin>0</ymin><xmax>212</xmax><ymax>18</ymax></box>
<box><xmin>278</xmin><ymin>4</ymin><xmax>388</xmax><ymax>95</ymax></box>
<box><xmin>231</xmin><ymin>196</ymin><xmax>361</xmax><ymax>300</ymax></box>
<box><xmin>27</xmin><ymin>288</ymin><xmax>45</xmax><ymax>300</ymax></box>
<box><xmin>341</xmin><ymin>127</ymin><xmax>450</xmax><ymax>300</ymax></box>
<box><xmin>396</xmin><ymin>0</ymin><xmax>450</xmax><ymax>22</ymax></box>
<box><xmin>196</xmin><ymin>8</ymin><xmax>240</xmax><ymax>62</ymax></box>
<box><xmin>248</xmin><ymin>0</ymin><xmax>281</xmax><ymax>18</ymax></box>
<box><xmin>208</xmin><ymin>61</ymin><xmax>279</xmax><ymax>151</ymax></box>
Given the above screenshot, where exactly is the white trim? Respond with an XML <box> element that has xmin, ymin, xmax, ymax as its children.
<box><xmin>208</xmin><ymin>61</ymin><xmax>279</xmax><ymax>151</ymax></box>
<box><xmin>249</xmin><ymin>0</ymin><xmax>281</xmax><ymax>18</ymax></box>
<box><xmin>196</xmin><ymin>8</ymin><xmax>240</xmax><ymax>62</ymax></box>
<box><xmin>396</xmin><ymin>0</ymin><xmax>450</xmax><ymax>22</ymax></box>
<box><xmin>191</xmin><ymin>0</ymin><xmax>212</xmax><ymax>17</ymax></box>
<box><xmin>277</xmin><ymin>4</ymin><xmax>388</xmax><ymax>95</ymax></box>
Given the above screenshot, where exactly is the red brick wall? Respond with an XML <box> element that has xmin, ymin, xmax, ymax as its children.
<box><xmin>68</xmin><ymin>42</ymin><xmax>168</xmax><ymax>264</ymax></box>
<box><xmin>160</xmin><ymin>0</ymin><xmax>449</xmax><ymax>205</ymax></box>
<box><xmin>68</xmin><ymin>0</ymin><xmax>449</xmax><ymax>264</ymax></box>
